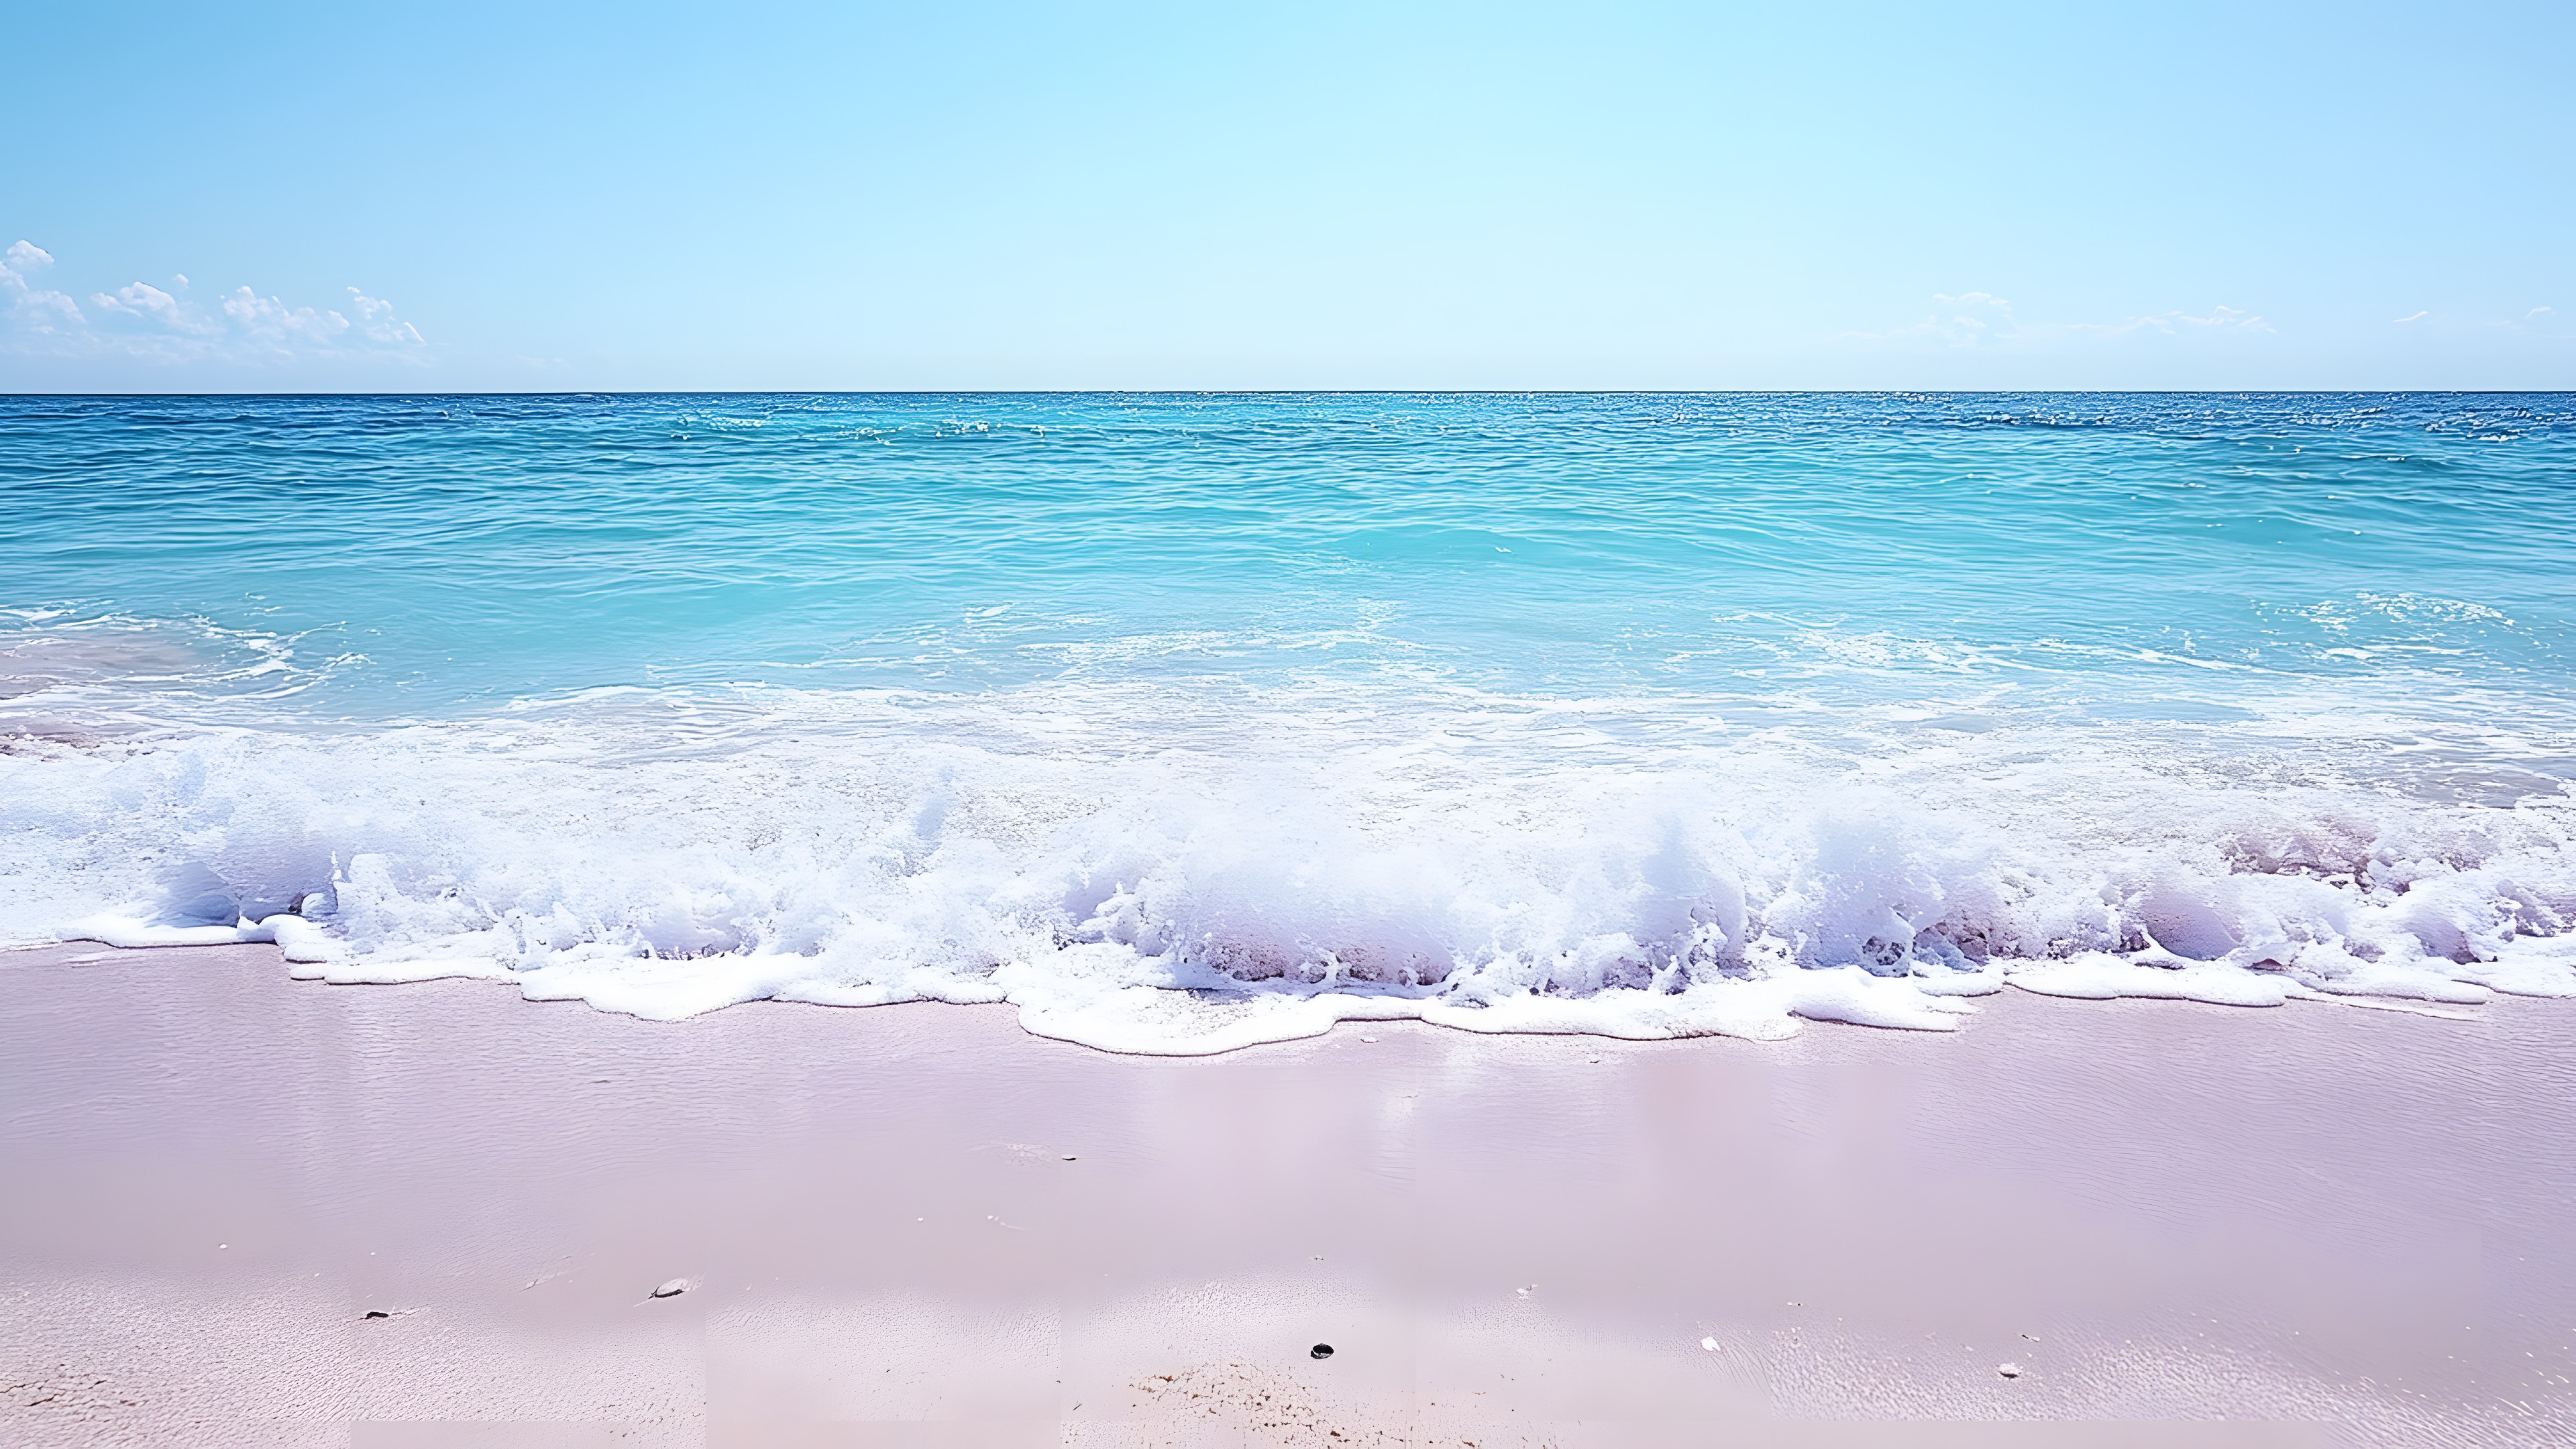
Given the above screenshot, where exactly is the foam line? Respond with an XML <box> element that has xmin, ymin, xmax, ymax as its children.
<box><xmin>10</xmin><ymin>694</ymin><xmax>2571</xmax><ymax>1053</ymax></box>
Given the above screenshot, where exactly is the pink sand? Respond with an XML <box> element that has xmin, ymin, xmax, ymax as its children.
<box><xmin>3</xmin><ymin>941</ymin><xmax>2572</xmax><ymax>1446</ymax></box>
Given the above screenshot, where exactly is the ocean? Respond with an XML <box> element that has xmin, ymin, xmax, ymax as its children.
<box><xmin>4</xmin><ymin>392</ymin><xmax>2572</xmax><ymax>1051</ymax></box>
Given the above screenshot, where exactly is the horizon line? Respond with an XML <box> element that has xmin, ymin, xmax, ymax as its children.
<box><xmin>7</xmin><ymin>387</ymin><xmax>2575</xmax><ymax>400</ymax></box>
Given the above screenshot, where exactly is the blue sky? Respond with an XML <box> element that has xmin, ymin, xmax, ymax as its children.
<box><xmin>3</xmin><ymin>1</ymin><xmax>2570</xmax><ymax>391</ymax></box>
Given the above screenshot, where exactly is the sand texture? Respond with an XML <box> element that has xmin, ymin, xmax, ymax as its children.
<box><xmin>3</xmin><ymin>941</ymin><xmax>2573</xmax><ymax>1447</ymax></box>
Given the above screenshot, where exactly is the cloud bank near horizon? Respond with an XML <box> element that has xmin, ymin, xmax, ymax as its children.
<box><xmin>1841</xmin><ymin>292</ymin><xmax>2279</xmax><ymax>352</ymax></box>
<box><xmin>3</xmin><ymin>241</ymin><xmax>428</xmax><ymax>372</ymax></box>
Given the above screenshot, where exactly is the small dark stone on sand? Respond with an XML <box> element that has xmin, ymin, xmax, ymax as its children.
<box><xmin>1309</xmin><ymin>1343</ymin><xmax>1334</xmax><ymax>1360</ymax></box>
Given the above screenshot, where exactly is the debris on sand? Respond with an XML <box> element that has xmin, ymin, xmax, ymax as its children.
<box><xmin>1131</xmin><ymin>1363</ymin><xmax>1387</xmax><ymax>1447</ymax></box>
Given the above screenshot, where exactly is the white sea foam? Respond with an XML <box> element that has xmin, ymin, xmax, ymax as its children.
<box><xmin>5</xmin><ymin>682</ymin><xmax>2573</xmax><ymax>1054</ymax></box>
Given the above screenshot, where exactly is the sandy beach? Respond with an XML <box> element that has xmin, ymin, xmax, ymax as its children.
<box><xmin>4</xmin><ymin>943</ymin><xmax>2571</xmax><ymax>1446</ymax></box>
<box><xmin>11</xmin><ymin>0</ymin><xmax>2576</xmax><ymax>1436</ymax></box>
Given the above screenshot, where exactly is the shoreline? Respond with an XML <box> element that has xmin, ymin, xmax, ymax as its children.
<box><xmin>5</xmin><ymin>941</ymin><xmax>2573</xmax><ymax>1446</ymax></box>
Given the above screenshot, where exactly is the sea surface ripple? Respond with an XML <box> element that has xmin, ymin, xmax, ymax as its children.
<box><xmin>4</xmin><ymin>393</ymin><xmax>2573</xmax><ymax>1049</ymax></box>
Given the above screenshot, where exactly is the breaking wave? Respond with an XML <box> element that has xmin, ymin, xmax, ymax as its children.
<box><xmin>8</xmin><ymin>681</ymin><xmax>2571</xmax><ymax>1054</ymax></box>
<box><xmin>8</xmin><ymin>391</ymin><xmax>2576</xmax><ymax>1051</ymax></box>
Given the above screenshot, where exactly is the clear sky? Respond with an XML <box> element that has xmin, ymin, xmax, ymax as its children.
<box><xmin>4</xmin><ymin>1</ymin><xmax>2570</xmax><ymax>392</ymax></box>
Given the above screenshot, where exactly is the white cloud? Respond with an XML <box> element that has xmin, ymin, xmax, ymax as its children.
<box><xmin>2</xmin><ymin>241</ymin><xmax>429</xmax><ymax>367</ymax></box>
<box><xmin>2057</xmin><ymin>303</ymin><xmax>2273</xmax><ymax>340</ymax></box>
<box><xmin>95</xmin><ymin>280</ymin><xmax>217</xmax><ymax>335</ymax></box>
<box><xmin>2389</xmin><ymin>306</ymin><xmax>2567</xmax><ymax>339</ymax></box>
<box><xmin>2157</xmin><ymin>305</ymin><xmax>2272</xmax><ymax>331</ymax></box>
<box><xmin>217</xmin><ymin>286</ymin><xmax>357</xmax><ymax>348</ymax></box>
<box><xmin>1</xmin><ymin>240</ymin><xmax>87</xmax><ymax>335</ymax></box>
<box><xmin>2496</xmin><ymin>305</ymin><xmax>2570</xmax><ymax>339</ymax></box>
<box><xmin>1845</xmin><ymin>293</ymin><xmax>2274</xmax><ymax>349</ymax></box>
<box><xmin>1850</xmin><ymin>291</ymin><xmax>2017</xmax><ymax>348</ymax></box>
<box><xmin>345</xmin><ymin>287</ymin><xmax>426</xmax><ymax>345</ymax></box>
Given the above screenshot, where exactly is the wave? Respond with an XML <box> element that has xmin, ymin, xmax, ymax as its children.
<box><xmin>7</xmin><ymin>684</ymin><xmax>2573</xmax><ymax>1053</ymax></box>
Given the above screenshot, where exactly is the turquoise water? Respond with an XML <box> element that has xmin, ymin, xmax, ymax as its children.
<box><xmin>5</xmin><ymin>393</ymin><xmax>2574</xmax><ymax>1049</ymax></box>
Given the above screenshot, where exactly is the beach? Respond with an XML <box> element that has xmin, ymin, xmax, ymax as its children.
<box><xmin>8</xmin><ymin>0</ymin><xmax>2575</xmax><ymax>1434</ymax></box>
<box><xmin>5</xmin><ymin>940</ymin><xmax>2569</xmax><ymax>1447</ymax></box>
<box><xmin>7</xmin><ymin>388</ymin><xmax>2575</xmax><ymax>1449</ymax></box>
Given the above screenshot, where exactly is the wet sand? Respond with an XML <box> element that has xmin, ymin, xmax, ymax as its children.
<box><xmin>3</xmin><ymin>941</ymin><xmax>2571</xmax><ymax>1447</ymax></box>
